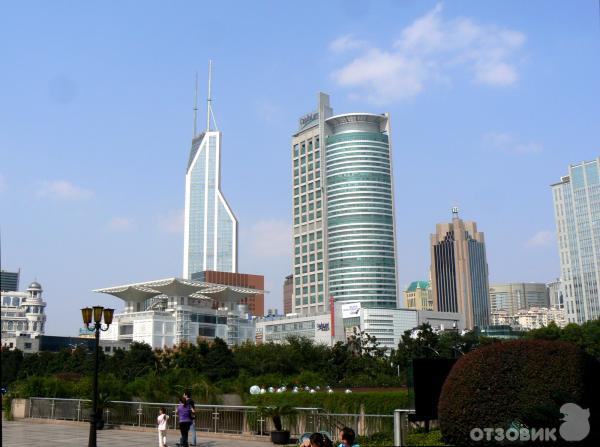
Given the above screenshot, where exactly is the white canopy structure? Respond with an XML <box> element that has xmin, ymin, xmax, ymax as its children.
<box><xmin>94</xmin><ymin>277</ymin><xmax>263</xmax><ymax>305</ymax></box>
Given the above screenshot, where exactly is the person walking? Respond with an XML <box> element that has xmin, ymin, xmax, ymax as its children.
<box><xmin>157</xmin><ymin>407</ymin><xmax>169</xmax><ymax>447</ymax></box>
<box><xmin>176</xmin><ymin>396</ymin><xmax>193</xmax><ymax>447</ymax></box>
<box><xmin>183</xmin><ymin>390</ymin><xmax>197</xmax><ymax>446</ymax></box>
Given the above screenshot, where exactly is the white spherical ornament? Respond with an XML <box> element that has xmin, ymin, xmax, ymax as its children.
<box><xmin>292</xmin><ymin>387</ymin><xmax>299</xmax><ymax>393</ymax></box>
<box><xmin>304</xmin><ymin>386</ymin><xmax>310</xmax><ymax>391</ymax></box>
<box><xmin>260</xmin><ymin>388</ymin><xmax>266</xmax><ymax>394</ymax></box>
<box><xmin>249</xmin><ymin>385</ymin><xmax>260</xmax><ymax>395</ymax></box>
<box><xmin>345</xmin><ymin>389</ymin><xmax>352</xmax><ymax>394</ymax></box>
<box><xmin>268</xmin><ymin>387</ymin><xmax>275</xmax><ymax>393</ymax></box>
<box><xmin>315</xmin><ymin>386</ymin><xmax>320</xmax><ymax>391</ymax></box>
<box><xmin>328</xmin><ymin>389</ymin><xmax>334</xmax><ymax>394</ymax></box>
<box><xmin>310</xmin><ymin>388</ymin><xmax>316</xmax><ymax>394</ymax></box>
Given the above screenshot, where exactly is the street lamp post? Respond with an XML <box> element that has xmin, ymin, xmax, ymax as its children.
<box><xmin>81</xmin><ymin>305</ymin><xmax>114</xmax><ymax>447</ymax></box>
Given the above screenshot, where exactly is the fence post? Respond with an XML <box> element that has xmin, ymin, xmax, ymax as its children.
<box><xmin>50</xmin><ymin>399</ymin><xmax>55</xmax><ymax>420</ymax></box>
<box><xmin>359</xmin><ymin>404</ymin><xmax>366</xmax><ymax>436</ymax></box>
<box><xmin>29</xmin><ymin>398</ymin><xmax>32</xmax><ymax>418</ymax></box>
<box><xmin>393</xmin><ymin>409</ymin><xmax>409</xmax><ymax>447</ymax></box>
<box><xmin>137</xmin><ymin>403</ymin><xmax>143</xmax><ymax>426</ymax></box>
<box><xmin>77</xmin><ymin>400</ymin><xmax>81</xmax><ymax>421</ymax></box>
<box><xmin>212</xmin><ymin>406</ymin><xmax>219</xmax><ymax>433</ymax></box>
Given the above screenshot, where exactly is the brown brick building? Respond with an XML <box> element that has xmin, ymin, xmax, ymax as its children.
<box><xmin>198</xmin><ymin>270</ymin><xmax>265</xmax><ymax>316</ymax></box>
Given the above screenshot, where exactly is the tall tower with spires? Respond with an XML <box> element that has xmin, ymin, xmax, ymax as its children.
<box><xmin>183</xmin><ymin>61</ymin><xmax>238</xmax><ymax>278</ymax></box>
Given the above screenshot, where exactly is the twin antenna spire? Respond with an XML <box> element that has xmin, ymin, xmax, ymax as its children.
<box><xmin>193</xmin><ymin>60</ymin><xmax>217</xmax><ymax>138</ymax></box>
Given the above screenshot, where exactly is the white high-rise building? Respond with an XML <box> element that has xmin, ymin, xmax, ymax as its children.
<box><xmin>183</xmin><ymin>64</ymin><xmax>237</xmax><ymax>279</ymax></box>
<box><xmin>290</xmin><ymin>93</ymin><xmax>399</xmax><ymax>316</ymax></box>
<box><xmin>551</xmin><ymin>158</ymin><xmax>600</xmax><ymax>324</ymax></box>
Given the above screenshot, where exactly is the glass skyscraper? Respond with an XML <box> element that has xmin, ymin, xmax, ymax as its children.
<box><xmin>291</xmin><ymin>93</ymin><xmax>398</xmax><ymax>315</ymax></box>
<box><xmin>183</xmin><ymin>130</ymin><xmax>237</xmax><ymax>278</ymax></box>
<box><xmin>552</xmin><ymin>158</ymin><xmax>600</xmax><ymax>324</ymax></box>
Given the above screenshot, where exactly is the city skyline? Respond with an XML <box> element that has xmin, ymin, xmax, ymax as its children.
<box><xmin>1</xmin><ymin>1</ymin><xmax>599</xmax><ymax>335</ymax></box>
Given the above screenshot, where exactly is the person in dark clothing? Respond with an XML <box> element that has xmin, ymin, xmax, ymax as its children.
<box><xmin>183</xmin><ymin>390</ymin><xmax>196</xmax><ymax>445</ymax></box>
<box><xmin>176</xmin><ymin>396</ymin><xmax>193</xmax><ymax>447</ymax></box>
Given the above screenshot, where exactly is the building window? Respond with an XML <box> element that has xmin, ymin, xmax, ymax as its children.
<box><xmin>24</xmin><ymin>342</ymin><xmax>32</xmax><ymax>349</ymax></box>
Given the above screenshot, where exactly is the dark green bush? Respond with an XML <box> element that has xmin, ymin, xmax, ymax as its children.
<box><xmin>438</xmin><ymin>339</ymin><xmax>598</xmax><ymax>446</ymax></box>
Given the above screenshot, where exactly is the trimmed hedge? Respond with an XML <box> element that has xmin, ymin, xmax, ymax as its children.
<box><xmin>245</xmin><ymin>390</ymin><xmax>408</xmax><ymax>414</ymax></box>
<box><xmin>438</xmin><ymin>339</ymin><xmax>598</xmax><ymax>446</ymax></box>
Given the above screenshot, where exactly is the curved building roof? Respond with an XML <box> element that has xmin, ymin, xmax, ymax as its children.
<box><xmin>325</xmin><ymin>112</ymin><xmax>387</xmax><ymax>128</ymax></box>
<box><xmin>28</xmin><ymin>281</ymin><xmax>42</xmax><ymax>290</ymax></box>
<box><xmin>93</xmin><ymin>277</ymin><xmax>264</xmax><ymax>303</ymax></box>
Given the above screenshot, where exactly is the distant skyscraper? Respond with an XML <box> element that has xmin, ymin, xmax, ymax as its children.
<box><xmin>291</xmin><ymin>93</ymin><xmax>398</xmax><ymax>315</ymax></box>
<box><xmin>551</xmin><ymin>158</ymin><xmax>600</xmax><ymax>324</ymax></box>
<box><xmin>1</xmin><ymin>269</ymin><xmax>20</xmax><ymax>292</ymax></box>
<box><xmin>430</xmin><ymin>210</ymin><xmax>490</xmax><ymax>329</ymax></box>
<box><xmin>547</xmin><ymin>278</ymin><xmax>565</xmax><ymax>309</ymax></box>
<box><xmin>283</xmin><ymin>274</ymin><xmax>293</xmax><ymax>315</ymax></box>
<box><xmin>489</xmin><ymin>283</ymin><xmax>549</xmax><ymax>315</ymax></box>
<box><xmin>183</xmin><ymin>64</ymin><xmax>237</xmax><ymax>278</ymax></box>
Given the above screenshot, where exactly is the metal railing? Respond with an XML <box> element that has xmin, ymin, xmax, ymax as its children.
<box><xmin>27</xmin><ymin>397</ymin><xmax>394</xmax><ymax>437</ymax></box>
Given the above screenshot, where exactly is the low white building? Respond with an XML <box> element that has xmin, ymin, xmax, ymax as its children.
<box><xmin>491</xmin><ymin>306</ymin><xmax>567</xmax><ymax>330</ymax></box>
<box><xmin>95</xmin><ymin>278</ymin><xmax>260</xmax><ymax>348</ymax></box>
<box><xmin>255</xmin><ymin>303</ymin><xmax>465</xmax><ymax>350</ymax></box>
<box><xmin>1</xmin><ymin>281</ymin><xmax>47</xmax><ymax>346</ymax></box>
<box><xmin>256</xmin><ymin>312</ymin><xmax>334</xmax><ymax>345</ymax></box>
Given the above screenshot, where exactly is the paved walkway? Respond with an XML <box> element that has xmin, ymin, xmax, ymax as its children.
<box><xmin>2</xmin><ymin>420</ymin><xmax>273</xmax><ymax>447</ymax></box>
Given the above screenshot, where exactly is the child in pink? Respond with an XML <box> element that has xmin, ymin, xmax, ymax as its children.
<box><xmin>157</xmin><ymin>407</ymin><xmax>169</xmax><ymax>447</ymax></box>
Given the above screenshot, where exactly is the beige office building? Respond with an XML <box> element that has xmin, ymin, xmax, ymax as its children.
<box><xmin>489</xmin><ymin>283</ymin><xmax>549</xmax><ymax>315</ymax></box>
<box><xmin>404</xmin><ymin>281</ymin><xmax>433</xmax><ymax>310</ymax></box>
<box><xmin>430</xmin><ymin>210</ymin><xmax>490</xmax><ymax>329</ymax></box>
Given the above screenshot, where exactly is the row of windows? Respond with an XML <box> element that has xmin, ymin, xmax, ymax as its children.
<box><xmin>293</xmin><ymin>150</ymin><xmax>320</xmax><ymax>167</ymax></box>
<box><xmin>295</xmin><ymin>284</ymin><xmax>325</xmax><ymax>294</ymax></box>
<box><xmin>294</xmin><ymin>189</ymin><xmax>322</xmax><ymax>205</ymax></box>
<box><xmin>294</xmin><ymin>262</ymin><xmax>324</xmax><ymax>274</ymax></box>
<box><xmin>293</xmin><ymin>180</ymin><xmax>321</xmax><ymax>198</ymax></box>
<box><xmin>295</xmin><ymin>273</ymin><xmax>324</xmax><ymax>285</ymax></box>
<box><xmin>293</xmin><ymin>138</ymin><xmax>320</xmax><ymax>157</ymax></box>
<box><xmin>326</xmin><ymin>132</ymin><xmax>389</xmax><ymax>145</ymax></box>
<box><xmin>295</xmin><ymin>241</ymin><xmax>324</xmax><ymax>254</ymax></box>
<box><xmin>294</xmin><ymin>295</ymin><xmax>325</xmax><ymax>305</ymax></box>
<box><xmin>328</xmin><ymin>172</ymin><xmax>391</xmax><ymax>185</ymax></box>
<box><xmin>329</xmin><ymin>214</ymin><xmax>393</xmax><ymax>227</ymax></box>
<box><xmin>294</xmin><ymin>252</ymin><xmax>324</xmax><ymax>264</ymax></box>
<box><xmin>330</xmin><ymin>257</ymin><xmax>396</xmax><ymax>268</ymax></box>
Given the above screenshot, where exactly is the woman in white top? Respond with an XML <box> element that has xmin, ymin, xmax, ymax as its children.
<box><xmin>157</xmin><ymin>407</ymin><xmax>170</xmax><ymax>447</ymax></box>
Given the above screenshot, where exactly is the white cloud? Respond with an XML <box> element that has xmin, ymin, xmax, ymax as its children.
<box><xmin>527</xmin><ymin>230</ymin><xmax>555</xmax><ymax>247</ymax></box>
<box><xmin>329</xmin><ymin>34</ymin><xmax>367</xmax><ymax>53</ymax></box>
<box><xmin>484</xmin><ymin>132</ymin><xmax>543</xmax><ymax>154</ymax></box>
<box><xmin>330</xmin><ymin>3</ymin><xmax>526</xmax><ymax>103</ymax></box>
<box><xmin>158</xmin><ymin>209</ymin><xmax>184</xmax><ymax>234</ymax></box>
<box><xmin>108</xmin><ymin>217</ymin><xmax>134</xmax><ymax>231</ymax></box>
<box><xmin>36</xmin><ymin>180</ymin><xmax>93</xmax><ymax>200</ymax></box>
<box><xmin>241</xmin><ymin>219</ymin><xmax>291</xmax><ymax>259</ymax></box>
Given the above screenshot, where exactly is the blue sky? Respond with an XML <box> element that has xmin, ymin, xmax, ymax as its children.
<box><xmin>1</xmin><ymin>1</ymin><xmax>598</xmax><ymax>335</ymax></box>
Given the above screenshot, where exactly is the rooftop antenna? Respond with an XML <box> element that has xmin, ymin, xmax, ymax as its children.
<box><xmin>207</xmin><ymin>60</ymin><xmax>212</xmax><ymax>132</ymax></box>
<box><xmin>193</xmin><ymin>72</ymin><xmax>198</xmax><ymax>138</ymax></box>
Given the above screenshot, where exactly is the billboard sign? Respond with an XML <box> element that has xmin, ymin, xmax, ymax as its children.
<box><xmin>342</xmin><ymin>302</ymin><xmax>361</xmax><ymax>319</ymax></box>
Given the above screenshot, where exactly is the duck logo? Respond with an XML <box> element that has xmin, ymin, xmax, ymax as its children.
<box><xmin>559</xmin><ymin>403</ymin><xmax>590</xmax><ymax>441</ymax></box>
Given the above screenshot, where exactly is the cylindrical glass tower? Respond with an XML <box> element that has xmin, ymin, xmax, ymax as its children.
<box><xmin>325</xmin><ymin>113</ymin><xmax>398</xmax><ymax>308</ymax></box>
